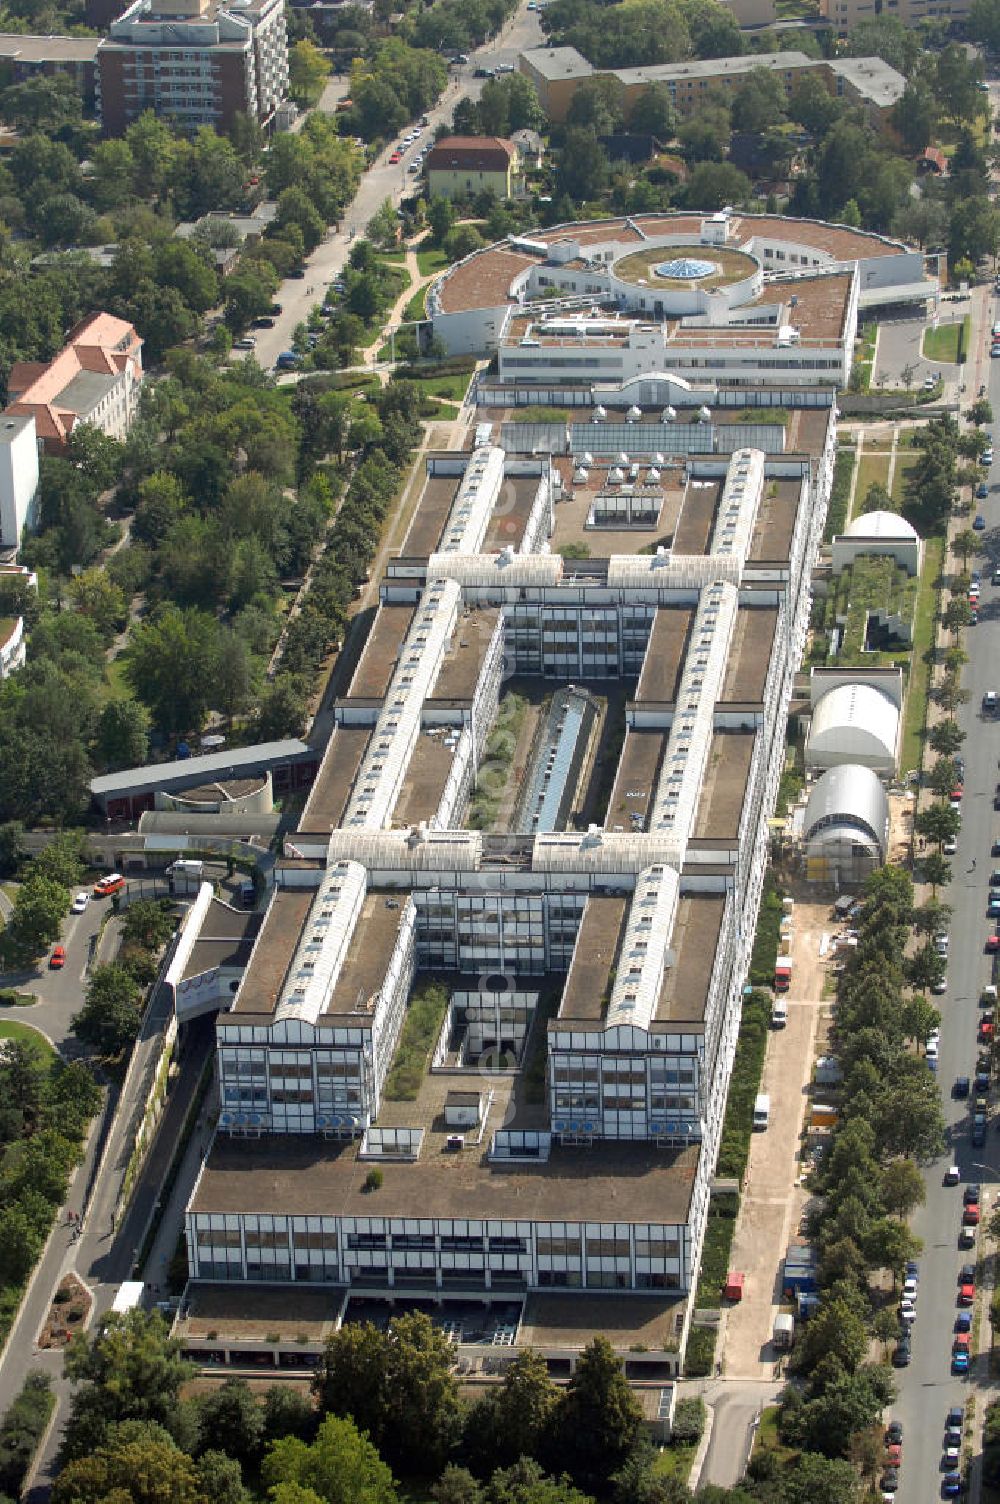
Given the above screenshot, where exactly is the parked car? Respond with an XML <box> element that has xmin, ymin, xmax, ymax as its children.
<box><xmin>892</xmin><ymin>1339</ymin><xmax>911</xmax><ymax>1367</ymax></box>
<box><xmin>49</xmin><ymin>945</ymin><xmax>65</xmax><ymax>969</ymax></box>
<box><xmin>954</xmin><ymin>1077</ymin><xmax>970</xmax><ymax>1098</ymax></box>
<box><xmin>955</xmin><ymin>1310</ymin><xmax>972</xmax><ymax>1332</ymax></box>
<box><xmin>975</xmin><ymin>514</ymin><xmax>988</xmax><ymax>529</ymax></box>
<box><xmin>952</xmin><ymin>1349</ymin><xmax>970</xmax><ymax>1374</ymax></box>
<box><xmin>946</xmin><ymin>1164</ymin><xmax>962</xmax><ymax>1183</ymax></box>
<box><xmin>977</xmin><ymin>481</ymin><xmax>989</xmax><ymax>498</ymax></box>
<box><xmin>93</xmin><ymin>873</ymin><xmax>126</xmax><ymax>897</ymax></box>
<box><xmin>71</xmin><ymin>891</ymin><xmax>90</xmax><ymax>913</ymax></box>
<box><xmin>963</xmin><ymin>1203</ymin><xmax>980</xmax><ymax>1225</ymax></box>
<box><xmin>943</xmin><ymin>1471</ymin><xmax>963</xmax><ymax>1496</ymax></box>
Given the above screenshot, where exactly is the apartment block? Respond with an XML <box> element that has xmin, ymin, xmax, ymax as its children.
<box><xmin>97</xmin><ymin>0</ymin><xmax>288</xmax><ymax>135</ymax></box>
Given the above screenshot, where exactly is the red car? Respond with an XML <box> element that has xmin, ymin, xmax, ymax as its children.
<box><xmin>953</xmin><ymin>1333</ymin><xmax>971</xmax><ymax>1352</ymax></box>
<box><xmin>49</xmin><ymin>945</ymin><xmax>65</xmax><ymax>969</ymax></box>
<box><xmin>986</xmin><ymin>934</ymin><xmax>999</xmax><ymax>952</ymax></box>
<box><xmin>952</xmin><ymin>786</ymin><xmax>964</xmax><ymax>801</ymax></box>
<box><xmin>960</xmin><ymin>1282</ymin><xmax>975</xmax><ymax>1305</ymax></box>
<box><xmin>963</xmin><ymin>1204</ymin><xmax>981</xmax><ymax>1226</ymax></box>
<box><xmin>884</xmin><ymin>1443</ymin><xmax>902</xmax><ymax>1466</ymax></box>
<box><xmin>389</xmin><ymin>151</ymin><xmax>402</xmax><ymax>163</ymax></box>
<box><xmin>981</xmin><ymin>1020</ymin><xmax>995</xmax><ymax>1042</ymax></box>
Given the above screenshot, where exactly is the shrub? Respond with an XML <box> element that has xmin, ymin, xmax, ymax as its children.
<box><xmin>671</xmin><ymin>1397</ymin><xmax>706</xmax><ymax>1444</ymax></box>
<box><xmin>364</xmin><ymin>1169</ymin><xmax>383</xmax><ymax>1192</ymax></box>
<box><xmin>684</xmin><ymin>1326</ymin><xmax>716</xmax><ymax>1378</ymax></box>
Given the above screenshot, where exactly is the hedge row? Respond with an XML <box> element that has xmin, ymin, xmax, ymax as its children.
<box><xmin>823</xmin><ymin>448</ymin><xmax>856</xmax><ymax>543</ymax></box>
<box><xmin>715</xmin><ymin>990</ymin><xmax>772</xmax><ymax>1182</ymax></box>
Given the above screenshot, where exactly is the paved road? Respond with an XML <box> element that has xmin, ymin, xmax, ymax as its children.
<box><xmin>695</xmin><ymin>1379</ymin><xmax>784</xmax><ymax>1489</ymax></box>
<box><xmin>894</xmin><ymin>288</ymin><xmax>999</xmax><ymax>1499</ymax></box>
<box><xmin>249</xmin><ymin>5</ymin><xmax>544</xmax><ymax>369</ymax></box>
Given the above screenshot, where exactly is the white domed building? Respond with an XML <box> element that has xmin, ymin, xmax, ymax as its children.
<box><xmin>805</xmin><ymin>669</ymin><xmax>902</xmax><ymax>776</ymax></box>
<box><xmin>802</xmin><ymin>764</ymin><xmax>890</xmax><ymax>885</ymax></box>
<box><xmin>831</xmin><ymin>509</ymin><xmax>921</xmax><ymax>576</ymax></box>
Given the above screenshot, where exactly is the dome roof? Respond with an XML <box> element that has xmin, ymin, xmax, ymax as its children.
<box><xmin>845</xmin><ymin>510</ymin><xmax>918</xmax><ymax>541</ymax></box>
<box><xmin>808</xmin><ymin>682</ymin><xmax>899</xmax><ymax>769</ymax></box>
<box><xmin>804</xmin><ymin>764</ymin><xmax>889</xmax><ymax>854</ymax></box>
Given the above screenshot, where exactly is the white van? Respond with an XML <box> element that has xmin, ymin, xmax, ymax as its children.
<box><xmin>168</xmin><ymin>859</ymin><xmax>204</xmax><ymax>877</ymax></box>
<box><xmin>753</xmin><ymin>1094</ymin><xmax>770</xmax><ymax>1130</ymax></box>
<box><xmin>771</xmin><ymin>999</ymin><xmax>788</xmax><ymax>1028</ymax></box>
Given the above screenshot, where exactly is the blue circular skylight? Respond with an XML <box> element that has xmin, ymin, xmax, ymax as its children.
<box><xmin>654</xmin><ymin>257</ymin><xmax>717</xmax><ymax>280</ymax></box>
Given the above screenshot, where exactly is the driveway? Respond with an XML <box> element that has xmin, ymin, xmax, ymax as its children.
<box><xmin>693</xmin><ymin>1378</ymin><xmax>785</xmax><ymax>1489</ymax></box>
<box><xmin>720</xmin><ymin>903</ymin><xmax>829</xmax><ymax>1379</ymax></box>
<box><xmin>248</xmin><ymin>3</ymin><xmax>545</xmax><ymax>370</ymax></box>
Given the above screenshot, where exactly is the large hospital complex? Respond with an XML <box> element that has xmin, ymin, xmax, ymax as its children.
<box><xmin>168</xmin><ymin>212</ymin><xmax>936</xmax><ymax>1364</ymax></box>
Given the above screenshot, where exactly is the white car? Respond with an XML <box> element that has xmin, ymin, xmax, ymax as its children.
<box><xmin>935</xmin><ymin>934</ymin><xmax>950</xmax><ymax>955</ymax></box>
<box><xmin>902</xmin><ymin>1277</ymin><xmax>918</xmax><ymax>1299</ymax></box>
<box><xmin>944</xmin><ymin>838</ymin><xmax>958</xmax><ymax>855</ymax></box>
<box><xmin>931</xmin><ymin>977</ymin><xmax>947</xmax><ymax>995</ymax></box>
<box><xmin>926</xmin><ymin>1039</ymin><xmax>940</xmax><ymax>1060</ymax></box>
<box><xmin>946</xmin><ymin>1165</ymin><xmax>961</xmax><ymax>1184</ymax></box>
<box><xmin>71</xmin><ymin>891</ymin><xmax>90</xmax><ymax>913</ymax></box>
<box><xmin>899</xmin><ymin>1301</ymin><xmax>917</xmax><ymax>1323</ymax></box>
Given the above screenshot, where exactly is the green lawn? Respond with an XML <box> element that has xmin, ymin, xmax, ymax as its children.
<box><xmin>900</xmin><ymin>534</ymin><xmax>945</xmax><ymax>775</ymax></box>
<box><xmin>0</xmin><ymin>1020</ymin><xmax>54</xmax><ymax>1060</ymax></box>
<box><xmin>409</xmin><ymin>372</ymin><xmax>471</xmax><ymax>402</ymax></box>
<box><xmin>892</xmin><ymin>455</ymin><xmax>917</xmax><ymax>510</ymax></box>
<box><xmin>853</xmin><ymin>452</ymin><xmax>891</xmax><ymax>517</ymax></box>
<box><xmin>753</xmin><ymin>1407</ymin><xmax>799</xmax><ymax>1468</ymax></box>
<box><xmin>416</xmin><ymin>246</ymin><xmax>449</xmax><ymax>277</ymax></box>
<box><xmin>651</xmin><ymin>1443</ymin><xmax>697</xmax><ymax>1482</ymax></box>
<box><xmin>403</xmin><ymin>284</ymin><xmax>428</xmax><ymax>322</ymax></box>
<box><xmin>923</xmin><ymin>316</ymin><xmax>969</xmax><ymax>363</ymax></box>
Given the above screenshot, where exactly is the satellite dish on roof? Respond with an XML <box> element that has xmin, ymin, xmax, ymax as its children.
<box><xmin>627</xmin><ymin>404</ymin><xmax>641</xmax><ymax>421</ymax></box>
<box><xmin>594</xmin><ymin>404</ymin><xmax>607</xmax><ymax>420</ymax></box>
<box><xmin>581</xmin><ymin>451</ymin><xmax>593</xmax><ymax>465</ymax></box>
<box><xmin>616</xmin><ymin>450</ymin><xmax>629</xmax><ymax>464</ymax></box>
<box><xmin>663</xmin><ymin>406</ymin><xmax>677</xmax><ymax>422</ymax></box>
<box><xmin>608</xmin><ymin>466</ymin><xmax>624</xmax><ymax>484</ymax></box>
<box><xmin>697</xmin><ymin>405</ymin><xmax>711</xmax><ymax>421</ymax></box>
<box><xmin>649</xmin><ymin>467</ymin><xmax>661</xmax><ymax>482</ymax></box>
<box><xmin>653</xmin><ymin>451</ymin><xmax>665</xmax><ymax>464</ymax></box>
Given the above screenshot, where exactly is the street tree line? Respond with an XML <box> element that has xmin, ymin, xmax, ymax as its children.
<box><xmin>762</xmin><ymin>866</ymin><xmax>941</xmax><ymax>1486</ymax></box>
